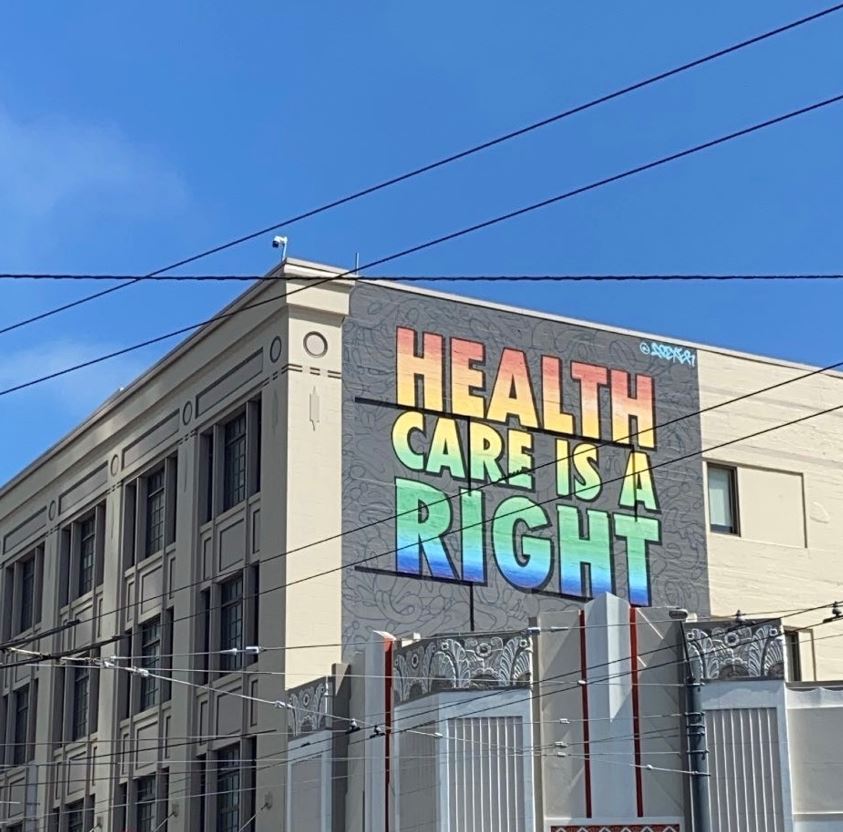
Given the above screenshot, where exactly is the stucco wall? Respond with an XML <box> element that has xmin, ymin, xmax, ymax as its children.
<box><xmin>699</xmin><ymin>350</ymin><xmax>843</xmax><ymax>678</ymax></box>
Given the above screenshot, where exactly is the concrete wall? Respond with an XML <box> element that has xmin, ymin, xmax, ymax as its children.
<box><xmin>699</xmin><ymin>350</ymin><xmax>843</xmax><ymax>679</ymax></box>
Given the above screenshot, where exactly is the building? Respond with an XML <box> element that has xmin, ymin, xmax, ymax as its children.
<box><xmin>0</xmin><ymin>257</ymin><xmax>842</xmax><ymax>831</ymax></box>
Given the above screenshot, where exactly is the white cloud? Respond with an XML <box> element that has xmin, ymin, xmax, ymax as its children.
<box><xmin>0</xmin><ymin>338</ymin><xmax>152</xmax><ymax>418</ymax></box>
<box><xmin>0</xmin><ymin>104</ymin><xmax>187</xmax><ymax>248</ymax></box>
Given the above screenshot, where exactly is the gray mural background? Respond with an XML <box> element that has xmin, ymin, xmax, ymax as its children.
<box><xmin>341</xmin><ymin>282</ymin><xmax>708</xmax><ymax>653</ymax></box>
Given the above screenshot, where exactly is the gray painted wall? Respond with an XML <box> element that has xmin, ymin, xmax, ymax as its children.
<box><xmin>341</xmin><ymin>282</ymin><xmax>708</xmax><ymax>653</ymax></box>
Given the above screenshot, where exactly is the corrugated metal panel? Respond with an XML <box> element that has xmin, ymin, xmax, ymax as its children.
<box><xmin>448</xmin><ymin>716</ymin><xmax>526</xmax><ymax>832</ymax></box>
<box><xmin>289</xmin><ymin>757</ymin><xmax>324</xmax><ymax>830</ymax></box>
<box><xmin>398</xmin><ymin>724</ymin><xmax>439</xmax><ymax>831</ymax></box>
<box><xmin>707</xmin><ymin>707</ymin><xmax>785</xmax><ymax>832</ymax></box>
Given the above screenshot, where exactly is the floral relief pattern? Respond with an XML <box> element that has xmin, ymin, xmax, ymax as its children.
<box><xmin>550</xmin><ymin>826</ymin><xmax>679</xmax><ymax>832</ymax></box>
<box><xmin>685</xmin><ymin>620</ymin><xmax>785</xmax><ymax>681</ymax></box>
<box><xmin>393</xmin><ymin>633</ymin><xmax>532</xmax><ymax>706</ymax></box>
<box><xmin>287</xmin><ymin>676</ymin><xmax>332</xmax><ymax>738</ymax></box>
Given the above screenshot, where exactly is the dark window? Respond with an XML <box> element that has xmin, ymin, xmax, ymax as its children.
<box><xmin>785</xmin><ymin>630</ymin><xmax>803</xmax><ymax>681</ymax></box>
<box><xmin>136</xmin><ymin>775</ymin><xmax>156</xmax><ymax>832</ymax></box>
<box><xmin>254</xmin><ymin>405</ymin><xmax>262</xmax><ymax>494</ymax></box>
<box><xmin>200</xmin><ymin>589</ymin><xmax>211</xmax><ymax>682</ymax></box>
<box><xmin>217</xmin><ymin>746</ymin><xmax>240</xmax><ymax>832</ymax></box>
<box><xmin>220</xmin><ymin>577</ymin><xmax>243</xmax><ymax>672</ymax></box>
<box><xmin>145</xmin><ymin>467</ymin><xmax>166</xmax><ymax>557</ymax></box>
<box><xmin>19</xmin><ymin>556</ymin><xmax>35</xmax><ymax>632</ymax></box>
<box><xmin>67</xmin><ymin>801</ymin><xmax>84</xmax><ymax>832</ymax></box>
<box><xmin>139</xmin><ymin>618</ymin><xmax>161</xmax><ymax>711</ymax></box>
<box><xmin>159</xmin><ymin>772</ymin><xmax>170</xmax><ymax>832</ymax></box>
<box><xmin>708</xmin><ymin>464</ymin><xmax>739</xmax><ymax>535</ymax></box>
<box><xmin>114</xmin><ymin>784</ymin><xmax>127</xmax><ymax>832</ymax></box>
<box><xmin>223</xmin><ymin>413</ymin><xmax>248</xmax><ymax>511</ymax></box>
<box><xmin>197</xmin><ymin>756</ymin><xmax>207</xmax><ymax>832</ymax></box>
<box><xmin>71</xmin><ymin>666</ymin><xmax>90</xmax><ymax>740</ymax></box>
<box><xmin>78</xmin><ymin>515</ymin><xmax>96</xmax><ymax>596</ymax></box>
<box><xmin>12</xmin><ymin>686</ymin><xmax>29</xmax><ymax>764</ymax></box>
<box><xmin>203</xmin><ymin>432</ymin><xmax>215</xmax><ymax>523</ymax></box>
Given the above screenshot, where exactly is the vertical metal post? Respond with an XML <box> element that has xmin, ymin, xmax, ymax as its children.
<box><xmin>686</xmin><ymin>676</ymin><xmax>712</xmax><ymax>832</ymax></box>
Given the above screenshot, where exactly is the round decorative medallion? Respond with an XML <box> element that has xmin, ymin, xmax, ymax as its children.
<box><xmin>110</xmin><ymin>454</ymin><xmax>120</xmax><ymax>476</ymax></box>
<box><xmin>182</xmin><ymin>401</ymin><xmax>193</xmax><ymax>425</ymax></box>
<box><xmin>48</xmin><ymin>500</ymin><xmax>57</xmax><ymax>521</ymax></box>
<box><xmin>269</xmin><ymin>336</ymin><xmax>283</xmax><ymax>363</ymax></box>
<box><xmin>303</xmin><ymin>331</ymin><xmax>328</xmax><ymax>358</ymax></box>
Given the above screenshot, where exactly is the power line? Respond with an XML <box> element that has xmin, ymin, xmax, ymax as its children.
<box><xmin>12</xmin><ymin>617</ymin><xmax>816</xmax><ymax>791</ymax></box>
<box><xmin>8</xmin><ymin>605</ymin><xmax>836</xmax><ymax>818</ymax></box>
<box><xmin>24</xmin><ymin>336</ymin><xmax>843</xmax><ymax>649</ymax></box>
<box><xmin>3</xmin><ymin>272</ymin><xmax>843</xmax><ymax>282</ymax></box>
<box><xmin>3</xmin><ymin>1</ymin><xmax>841</xmax><ymax>337</ymax></box>
<box><xmin>1</xmin><ymin>91</ymin><xmax>841</xmax><ymax>403</ymax></box>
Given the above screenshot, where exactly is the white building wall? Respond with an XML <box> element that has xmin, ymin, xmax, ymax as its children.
<box><xmin>699</xmin><ymin>350</ymin><xmax>843</xmax><ymax>680</ymax></box>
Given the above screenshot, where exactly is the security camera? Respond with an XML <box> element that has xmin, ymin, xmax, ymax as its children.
<box><xmin>272</xmin><ymin>236</ymin><xmax>288</xmax><ymax>249</ymax></box>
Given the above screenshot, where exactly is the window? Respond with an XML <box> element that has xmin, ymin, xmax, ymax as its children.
<box><xmin>78</xmin><ymin>514</ymin><xmax>96</xmax><ymax>596</ymax></box>
<box><xmin>139</xmin><ymin>618</ymin><xmax>161</xmax><ymax>711</ymax></box>
<box><xmin>217</xmin><ymin>746</ymin><xmax>241</xmax><ymax>832</ymax></box>
<box><xmin>708</xmin><ymin>464</ymin><xmax>739</xmax><ymax>534</ymax></box>
<box><xmin>203</xmin><ymin>398</ymin><xmax>262</xmax><ymax>521</ymax></box>
<box><xmin>12</xmin><ymin>685</ymin><xmax>30</xmax><ymax>764</ymax></box>
<box><xmin>196</xmin><ymin>756</ymin><xmax>207</xmax><ymax>832</ymax></box>
<box><xmin>61</xmin><ymin>506</ymin><xmax>104</xmax><ymax>604</ymax></box>
<box><xmin>145</xmin><ymin>467</ymin><xmax>166</xmax><ymax>556</ymax></box>
<box><xmin>785</xmin><ymin>630</ymin><xmax>803</xmax><ymax>681</ymax></box>
<box><xmin>66</xmin><ymin>801</ymin><xmax>85</xmax><ymax>832</ymax></box>
<box><xmin>136</xmin><ymin>775</ymin><xmax>156</xmax><ymax>832</ymax></box>
<box><xmin>71</xmin><ymin>666</ymin><xmax>90</xmax><ymax>740</ymax></box>
<box><xmin>223</xmin><ymin>413</ymin><xmax>248</xmax><ymax>511</ymax></box>
<box><xmin>19</xmin><ymin>556</ymin><xmax>35</xmax><ymax>632</ymax></box>
<box><xmin>220</xmin><ymin>577</ymin><xmax>243</xmax><ymax>673</ymax></box>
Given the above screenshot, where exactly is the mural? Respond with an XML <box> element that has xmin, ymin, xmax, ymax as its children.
<box><xmin>341</xmin><ymin>283</ymin><xmax>708</xmax><ymax>652</ymax></box>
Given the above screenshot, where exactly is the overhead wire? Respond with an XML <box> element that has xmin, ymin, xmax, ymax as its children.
<box><xmin>7</xmin><ymin>611</ymin><xmax>838</xmax><ymax>820</ymax></box>
<box><xmin>4</xmin><ymin>1</ymin><xmax>842</xmax><ymax>335</ymax></box>
<box><xmin>4</xmin><ymin>272</ymin><xmax>843</xmax><ymax>282</ymax></box>
<box><xmin>2</xmin><ymin>90</ymin><xmax>843</xmax><ymax>400</ymax></box>
<box><xmin>8</xmin><ymin>350</ymin><xmax>843</xmax><ymax>672</ymax></box>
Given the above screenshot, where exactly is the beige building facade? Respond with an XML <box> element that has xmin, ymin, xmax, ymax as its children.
<box><xmin>0</xmin><ymin>257</ymin><xmax>840</xmax><ymax>832</ymax></box>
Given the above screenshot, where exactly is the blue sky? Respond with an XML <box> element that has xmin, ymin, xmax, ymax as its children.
<box><xmin>1</xmin><ymin>1</ymin><xmax>842</xmax><ymax>482</ymax></box>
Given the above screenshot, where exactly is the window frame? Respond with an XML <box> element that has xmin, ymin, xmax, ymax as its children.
<box><xmin>707</xmin><ymin>463</ymin><xmax>740</xmax><ymax>535</ymax></box>
<box><xmin>135</xmin><ymin>774</ymin><xmax>157</xmax><ymax>832</ymax></box>
<box><xmin>223</xmin><ymin>411</ymin><xmax>248</xmax><ymax>512</ymax></box>
<box><xmin>219</xmin><ymin>576</ymin><xmax>244</xmax><ymax>673</ymax></box>
<box><xmin>11</xmin><ymin>684</ymin><xmax>31</xmax><ymax>765</ymax></box>
<box><xmin>217</xmin><ymin>744</ymin><xmax>241</xmax><ymax>832</ymax></box>
<box><xmin>785</xmin><ymin>628</ymin><xmax>803</xmax><ymax>682</ymax></box>
<box><xmin>19</xmin><ymin>555</ymin><xmax>36</xmax><ymax>632</ymax></box>
<box><xmin>145</xmin><ymin>465</ymin><xmax>167</xmax><ymax>558</ymax></box>
<box><xmin>61</xmin><ymin>503</ymin><xmax>105</xmax><ymax>605</ymax></box>
<box><xmin>77</xmin><ymin>513</ymin><xmax>97</xmax><ymax>597</ymax></box>
<box><xmin>201</xmin><ymin>397</ymin><xmax>262</xmax><ymax>522</ymax></box>
<box><xmin>138</xmin><ymin>617</ymin><xmax>162</xmax><ymax>712</ymax></box>
<box><xmin>66</xmin><ymin>801</ymin><xmax>85</xmax><ymax>832</ymax></box>
<box><xmin>70</xmin><ymin>665</ymin><xmax>90</xmax><ymax>741</ymax></box>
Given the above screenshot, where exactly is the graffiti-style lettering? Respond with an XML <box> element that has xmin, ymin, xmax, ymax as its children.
<box><xmin>640</xmin><ymin>340</ymin><xmax>696</xmax><ymax>367</ymax></box>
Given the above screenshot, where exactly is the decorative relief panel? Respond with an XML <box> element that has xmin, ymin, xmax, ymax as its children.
<box><xmin>685</xmin><ymin>619</ymin><xmax>784</xmax><ymax>681</ymax></box>
<box><xmin>551</xmin><ymin>826</ymin><xmax>680</xmax><ymax>832</ymax></box>
<box><xmin>287</xmin><ymin>676</ymin><xmax>332</xmax><ymax>738</ymax></box>
<box><xmin>393</xmin><ymin>632</ymin><xmax>532</xmax><ymax>706</ymax></box>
